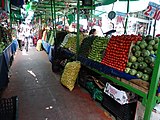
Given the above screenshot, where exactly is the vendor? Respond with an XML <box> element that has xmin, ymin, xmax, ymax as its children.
<box><xmin>89</xmin><ymin>29</ymin><xmax>97</xmax><ymax>36</ymax></box>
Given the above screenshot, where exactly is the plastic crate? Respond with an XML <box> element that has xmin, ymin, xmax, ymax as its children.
<box><xmin>0</xmin><ymin>96</ymin><xmax>18</xmax><ymax>120</ymax></box>
<box><xmin>102</xmin><ymin>94</ymin><xmax>136</xmax><ymax>120</ymax></box>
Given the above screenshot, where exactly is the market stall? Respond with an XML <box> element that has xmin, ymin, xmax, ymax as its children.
<box><xmin>31</xmin><ymin>0</ymin><xmax>160</xmax><ymax>120</ymax></box>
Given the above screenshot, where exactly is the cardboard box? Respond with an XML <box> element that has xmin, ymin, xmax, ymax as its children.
<box><xmin>104</xmin><ymin>82</ymin><xmax>136</xmax><ymax>105</ymax></box>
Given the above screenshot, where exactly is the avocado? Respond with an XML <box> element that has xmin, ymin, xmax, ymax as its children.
<box><xmin>132</xmin><ymin>45</ymin><xmax>140</xmax><ymax>52</ymax></box>
<box><xmin>149</xmin><ymin>40</ymin><xmax>156</xmax><ymax>46</ymax></box>
<box><xmin>144</xmin><ymin>67</ymin><xmax>152</xmax><ymax>74</ymax></box>
<box><xmin>139</xmin><ymin>62</ymin><xmax>148</xmax><ymax>70</ymax></box>
<box><xmin>129</xmin><ymin>56</ymin><xmax>137</xmax><ymax>62</ymax></box>
<box><xmin>137</xmin><ymin>57</ymin><xmax>144</xmax><ymax>62</ymax></box>
<box><xmin>129</xmin><ymin>69</ymin><xmax>137</xmax><ymax>76</ymax></box>
<box><xmin>141</xmin><ymin>50</ymin><xmax>150</xmax><ymax>57</ymax></box>
<box><xmin>136</xmin><ymin>71</ymin><xmax>143</xmax><ymax>78</ymax></box>
<box><xmin>126</xmin><ymin>62</ymin><xmax>132</xmax><ymax>67</ymax></box>
<box><xmin>154</xmin><ymin>37</ymin><xmax>159</xmax><ymax>44</ymax></box>
<box><xmin>146</xmin><ymin>45</ymin><xmax>153</xmax><ymax>51</ymax></box>
<box><xmin>131</xmin><ymin>62</ymin><xmax>139</xmax><ymax>69</ymax></box>
<box><xmin>134</xmin><ymin>51</ymin><xmax>141</xmax><ymax>57</ymax></box>
<box><xmin>142</xmin><ymin>74</ymin><xmax>150</xmax><ymax>81</ymax></box>
<box><xmin>145</xmin><ymin>56</ymin><xmax>154</xmax><ymax>64</ymax></box>
<box><xmin>154</xmin><ymin>43</ymin><xmax>158</xmax><ymax>50</ymax></box>
<box><xmin>125</xmin><ymin>68</ymin><xmax>131</xmax><ymax>73</ymax></box>
<box><xmin>136</xmin><ymin>41</ymin><xmax>141</xmax><ymax>45</ymax></box>
<box><xmin>139</xmin><ymin>41</ymin><xmax>147</xmax><ymax>49</ymax></box>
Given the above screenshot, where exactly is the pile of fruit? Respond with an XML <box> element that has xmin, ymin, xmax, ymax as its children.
<box><xmin>125</xmin><ymin>35</ymin><xmax>159</xmax><ymax>81</ymax></box>
<box><xmin>88</xmin><ymin>37</ymin><xmax>109</xmax><ymax>62</ymax></box>
<box><xmin>64</xmin><ymin>34</ymin><xmax>85</xmax><ymax>53</ymax></box>
<box><xmin>101</xmin><ymin>35</ymin><xmax>142</xmax><ymax>71</ymax></box>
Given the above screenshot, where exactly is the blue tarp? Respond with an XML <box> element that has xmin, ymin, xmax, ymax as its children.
<box><xmin>42</xmin><ymin>40</ymin><xmax>51</xmax><ymax>54</ymax></box>
<box><xmin>0</xmin><ymin>39</ymin><xmax>18</xmax><ymax>88</ymax></box>
<box><xmin>3</xmin><ymin>39</ymin><xmax>19</xmax><ymax>69</ymax></box>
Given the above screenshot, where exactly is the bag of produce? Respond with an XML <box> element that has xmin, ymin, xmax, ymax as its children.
<box><xmin>36</xmin><ymin>39</ymin><xmax>42</xmax><ymax>51</ymax></box>
<box><xmin>61</xmin><ymin>61</ymin><xmax>81</xmax><ymax>91</ymax></box>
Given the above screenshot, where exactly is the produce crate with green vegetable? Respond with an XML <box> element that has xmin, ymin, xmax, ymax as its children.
<box><xmin>125</xmin><ymin>35</ymin><xmax>159</xmax><ymax>82</ymax></box>
<box><xmin>64</xmin><ymin>34</ymin><xmax>85</xmax><ymax>53</ymax></box>
<box><xmin>88</xmin><ymin>37</ymin><xmax>109</xmax><ymax>62</ymax></box>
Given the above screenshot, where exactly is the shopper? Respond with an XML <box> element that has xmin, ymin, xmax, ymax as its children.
<box><xmin>17</xmin><ymin>28</ymin><xmax>23</xmax><ymax>51</ymax></box>
<box><xmin>89</xmin><ymin>29</ymin><xmax>97</xmax><ymax>36</ymax></box>
<box><xmin>24</xmin><ymin>28</ymin><xmax>30</xmax><ymax>52</ymax></box>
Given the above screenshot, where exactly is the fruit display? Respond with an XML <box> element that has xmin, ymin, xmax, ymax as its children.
<box><xmin>0</xmin><ymin>26</ymin><xmax>12</xmax><ymax>54</ymax></box>
<box><xmin>64</xmin><ymin>33</ymin><xmax>85</xmax><ymax>53</ymax></box>
<box><xmin>79</xmin><ymin>35</ymin><xmax>95</xmax><ymax>57</ymax></box>
<box><xmin>101</xmin><ymin>35</ymin><xmax>142</xmax><ymax>71</ymax></box>
<box><xmin>125</xmin><ymin>35</ymin><xmax>159</xmax><ymax>81</ymax></box>
<box><xmin>88</xmin><ymin>36</ymin><xmax>109</xmax><ymax>62</ymax></box>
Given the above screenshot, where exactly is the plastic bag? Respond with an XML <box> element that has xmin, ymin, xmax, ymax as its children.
<box><xmin>61</xmin><ymin>61</ymin><xmax>81</xmax><ymax>91</ymax></box>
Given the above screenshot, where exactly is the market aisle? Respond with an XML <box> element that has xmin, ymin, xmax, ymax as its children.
<box><xmin>2</xmin><ymin>47</ymin><xmax>112</xmax><ymax>120</ymax></box>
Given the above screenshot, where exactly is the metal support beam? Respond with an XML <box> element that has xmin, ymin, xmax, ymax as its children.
<box><xmin>144</xmin><ymin>37</ymin><xmax>160</xmax><ymax>120</ymax></box>
<box><xmin>76</xmin><ymin>0</ymin><xmax>80</xmax><ymax>58</ymax></box>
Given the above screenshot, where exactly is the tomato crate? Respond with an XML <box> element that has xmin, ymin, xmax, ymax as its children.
<box><xmin>0</xmin><ymin>96</ymin><xmax>18</xmax><ymax>120</ymax></box>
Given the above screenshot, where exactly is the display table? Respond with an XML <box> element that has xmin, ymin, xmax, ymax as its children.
<box><xmin>0</xmin><ymin>40</ymin><xmax>18</xmax><ymax>89</ymax></box>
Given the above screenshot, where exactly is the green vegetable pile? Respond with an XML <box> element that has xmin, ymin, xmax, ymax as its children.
<box><xmin>88</xmin><ymin>37</ymin><xmax>109</xmax><ymax>62</ymax></box>
<box><xmin>64</xmin><ymin>34</ymin><xmax>85</xmax><ymax>53</ymax></box>
<box><xmin>125</xmin><ymin>35</ymin><xmax>159</xmax><ymax>81</ymax></box>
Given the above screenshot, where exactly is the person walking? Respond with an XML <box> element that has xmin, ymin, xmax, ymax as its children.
<box><xmin>24</xmin><ymin>28</ymin><xmax>30</xmax><ymax>52</ymax></box>
<box><xmin>17</xmin><ymin>28</ymin><xmax>23</xmax><ymax>51</ymax></box>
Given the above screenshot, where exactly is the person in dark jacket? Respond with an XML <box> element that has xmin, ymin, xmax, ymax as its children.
<box><xmin>89</xmin><ymin>29</ymin><xmax>97</xmax><ymax>36</ymax></box>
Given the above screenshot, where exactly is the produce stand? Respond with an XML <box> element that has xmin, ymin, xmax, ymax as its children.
<box><xmin>0</xmin><ymin>40</ymin><xmax>18</xmax><ymax>89</ymax></box>
<box><xmin>31</xmin><ymin>0</ymin><xmax>160</xmax><ymax>119</ymax></box>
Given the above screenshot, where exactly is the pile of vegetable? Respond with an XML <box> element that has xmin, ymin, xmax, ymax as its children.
<box><xmin>101</xmin><ymin>35</ymin><xmax>142</xmax><ymax>71</ymax></box>
<box><xmin>88</xmin><ymin>37</ymin><xmax>109</xmax><ymax>62</ymax></box>
<box><xmin>64</xmin><ymin>34</ymin><xmax>85</xmax><ymax>53</ymax></box>
<box><xmin>125</xmin><ymin>35</ymin><xmax>159</xmax><ymax>81</ymax></box>
<box><xmin>0</xmin><ymin>26</ymin><xmax>12</xmax><ymax>54</ymax></box>
<box><xmin>79</xmin><ymin>35</ymin><xmax>95</xmax><ymax>57</ymax></box>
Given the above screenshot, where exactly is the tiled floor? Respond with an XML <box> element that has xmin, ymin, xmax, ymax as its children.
<box><xmin>1</xmin><ymin>47</ymin><xmax>113</xmax><ymax>120</ymax></box>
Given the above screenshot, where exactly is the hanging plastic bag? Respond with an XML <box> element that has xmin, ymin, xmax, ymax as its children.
<box><xmin>61</xmin><ymin>61</ymin><xmax>81</xmax><ymax>91</ymax></box>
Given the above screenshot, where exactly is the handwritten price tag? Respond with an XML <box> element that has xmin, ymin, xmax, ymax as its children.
<box><xmin>144</xmin><ymin>2</ymin><xmax>160</xmax><ymax>20</ymax></box>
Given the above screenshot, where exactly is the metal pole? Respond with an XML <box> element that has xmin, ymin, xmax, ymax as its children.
<box><xmin>144</xmin><ymin>35</ymin><xmax>160</xmax><ymax>120</ymax></box>
<box><xmin>9</xmin><ymin>0</ymin><xmax>12</xmax><ymax>32</ymax></box>
<box><xmin>124</xmin><ymin>0</ymin><xmax>129</xmax><ymax>34</ymax></box>
<box><xmin>153</xmin><ymin>19</ymin><xmax>156</xmax><ymax>39</ymax></box>
<box><xmin>53</xmin><ymin>0</ymin><xmax>56</xmax><ymax>45</ymax></box>
<box><xmin>51</xmin><ymin>0</ymin><xmax>54</xmax><ymax>30</ymax></box>
<box><xmin>76</xmin><ymin>0</ymin><xmax>80</xmax><ymax>58</ymax></box>
<box><xmin>64</xmin><ymin>14</ymin><xmax>66</xmax><ymax>30</ymax></box>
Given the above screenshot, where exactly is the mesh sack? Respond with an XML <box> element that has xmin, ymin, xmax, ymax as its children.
<box><xmin>61</xmin><ymin>61</ymin><xmax>81</xmax><ymax>91</ymax></box>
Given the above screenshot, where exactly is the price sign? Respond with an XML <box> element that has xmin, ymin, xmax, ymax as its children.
<box><xmin>116</xmin><ymin>12</ymin><xmax>126</xmax><ymax>23</ymax></box>
<box><xmin>144</xmin><ymin>2</ymin><xmax>160</xmax><ymax>20</ymax></box>
<box><xmin>72</xmin><ymin>23</ymin><xmax>77</xmax><ymax>28</ymax></box>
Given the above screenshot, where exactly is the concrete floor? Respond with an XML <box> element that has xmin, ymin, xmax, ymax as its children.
<box><xmin>1</xmin><ymin>47</ymin><xmax>113</xmax><ymax>120</ymax></box>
